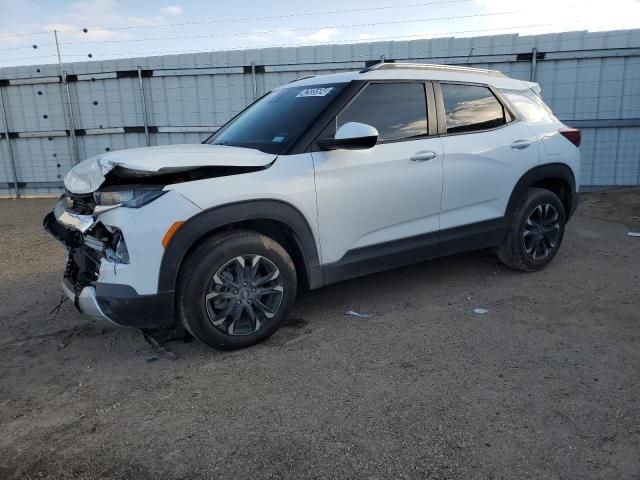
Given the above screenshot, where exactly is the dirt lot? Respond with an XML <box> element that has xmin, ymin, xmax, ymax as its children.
<box><xmin>0</xmin><ymin>189</ymin><xmax>639</xmax><ymax>479</ymax></box>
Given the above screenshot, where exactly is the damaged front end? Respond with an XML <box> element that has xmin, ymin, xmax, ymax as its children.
<box><xmin>44</xmin><ymin>144</ymin><xmax>274</xmax><ymax>327</ymax></box>
<box><xmin>43</xmin><ymin>192</ymin><xmax>135</xmax><ymax>324</ymax></box>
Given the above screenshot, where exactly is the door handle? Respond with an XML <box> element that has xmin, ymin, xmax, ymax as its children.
<box><xmin>410</xmin><ymin>151</ymin><xmax>437</xmax><ymax>162</ymax></box>
<box><xmin>511</xmin><ymin>140</ymin><xmax>532</xmax><ymax>150</ymax></box>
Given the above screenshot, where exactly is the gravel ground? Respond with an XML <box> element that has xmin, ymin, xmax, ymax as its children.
<box><xmin>0</xmin><ymin>189</ymin><xmax>639</xmax><ymax>479</ymax></box>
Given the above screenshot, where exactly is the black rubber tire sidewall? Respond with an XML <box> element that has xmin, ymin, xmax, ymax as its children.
<box><xmin>498</xmin><ymin>188</ymin><xmax>566</xmax><ymax>272</ymax></box>
<box><xmin>177</xmin><ymin>230</ymin><xmax>297</xmax><ymax>350</ymax></box>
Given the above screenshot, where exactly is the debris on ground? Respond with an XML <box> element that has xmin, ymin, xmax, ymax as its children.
<box><xmin>627</xmin><ymin>232</ymin><xmax>640</xmax><ymax>237</ymax></box>
<box><xmin>345</xmin><ymin>310</ymin><xmax>372</xmax><ymax>319</ymax></box>
<box><xmin>474</xmin><ymin>308</ymin><xmax>489</xmax><ymax>315</ymax></box>
<box><xmin>49</xmin><ymin>295</ymin><xmax>68</xmax><ymax>315</ymax></box>
<box><xmin>141</xmin><ymin>331</ymin><xmax>178</xmax><ymax>361</ymax></box>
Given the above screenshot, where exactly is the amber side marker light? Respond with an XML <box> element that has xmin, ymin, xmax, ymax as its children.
<box><xmin>162</xmin><ymin>221</ymin><xmax>185</xmax><ymax>248</ymax></box>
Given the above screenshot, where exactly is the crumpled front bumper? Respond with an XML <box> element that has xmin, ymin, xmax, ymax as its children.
<box><xmin>43</xmin><ymin>199</ymin><xmax>176</xmax><ymax>328</ymax></box>
<box><xmin>61</xmin><ymin>277</ymin><xmax>117</xmax><ymax>325</ymax></box>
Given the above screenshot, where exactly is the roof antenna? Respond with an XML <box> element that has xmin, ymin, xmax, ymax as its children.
<box><xmin>466</xmin><ymin>47</ymin><xmax>474</xmax><ymax>65</ymax></box>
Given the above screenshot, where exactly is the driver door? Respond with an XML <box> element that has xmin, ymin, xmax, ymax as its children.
<box><xmin>311</xmin><ymin>81</ymin><xmax>444</xmax><ymax>276</ymax></box>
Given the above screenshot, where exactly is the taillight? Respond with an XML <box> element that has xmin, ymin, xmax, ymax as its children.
<box><xmin>559</xmin><ymin>127</ymin><xmax>581</xmax><ymax>148</ymax></box>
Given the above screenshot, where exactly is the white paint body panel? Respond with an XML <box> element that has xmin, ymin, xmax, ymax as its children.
<box><xmin>440</xmin><ymin>122</ymin><xmax>540</xmax><ymax>230</ymax></box>
<box><xmin>169</xmin><ymin>152</ymin><xmax>322</xmax><ymax>257</ymax></box>
<box><xmin>95</xmin><ymin>190</ymin><xmax>202</xmax><ymax>295</ymax></box>
<box><xmin>312</xmin><ymin>138</ymin><xmax>444</xmax><ymax>264</ymax></box>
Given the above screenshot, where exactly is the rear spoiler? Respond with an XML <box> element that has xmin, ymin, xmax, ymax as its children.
<box><xmin>522</xmin><ymin>81</ymin><xmax>542</xmax><ymax>95</ymax></box>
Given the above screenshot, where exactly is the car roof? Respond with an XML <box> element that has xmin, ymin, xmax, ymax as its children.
<box><xmin>281</xmin><ymin>63</ymin><xmax>535</xmax><ymax>91</ymax></box>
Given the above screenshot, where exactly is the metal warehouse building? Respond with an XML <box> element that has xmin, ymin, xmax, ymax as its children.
<box><xmin>1</xmin><ymin>28</ymin><xmax>639</xmax><ymax>197</ymax></box>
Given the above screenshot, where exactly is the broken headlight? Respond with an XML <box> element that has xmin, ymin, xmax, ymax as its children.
<box><xmin>84</xmin><ymin>224</ymin><xmax>130</xmax><ymax>264</ymax></box>
<box><xmin>93</xmin><ymin>187</ymin><xmax>166</xmax><ymax>210</ymax></box>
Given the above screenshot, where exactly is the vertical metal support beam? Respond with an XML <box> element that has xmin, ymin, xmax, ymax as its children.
<box><xmin>137</xmin><ymin>66</ymin><xmax>150</xmax><ymax>146</ymax></box>
<box><xmin>466</xmin><ymin>47</ymin><xmax>474</xmax><ymax>65</ymax></box>
<box><xmin>380</xmin><ymin>54</ymin><xmax>385</xmax><ymax>64</ymax></box>
<box><xmin>530</xmin><ymin>47</ymin><xmax>538</xmax><ymax>82</ymax></box>
<box><xmin>251</xmin><ymin>61</ymin><xmax>257</xmax><ymax>100</ymax></box>
<box><xmin>0</xmin><ymin>87</ymin><xmax>20</xmax><ymax>198</ymax></box>
<box><xmin>54</xmin><ymin>30</ymin><xmax>80</xmax><ymax>164</ymax></box>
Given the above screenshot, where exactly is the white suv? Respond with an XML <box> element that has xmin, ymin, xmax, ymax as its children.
<box><xmin>44</xmin><ymin>63</ymin><xmax>581</xmax><ymax>350</ymax></box>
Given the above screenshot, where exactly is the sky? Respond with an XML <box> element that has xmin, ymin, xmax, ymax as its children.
<box><xmin>0</xmin><ymin>0</ymin><xmax>639</xmax><ymax>68</ymax></box>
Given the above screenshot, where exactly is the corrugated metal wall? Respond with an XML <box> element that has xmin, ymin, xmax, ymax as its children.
<box><xmin>1</xmin><ymin>28</ymin><xmax>639</xmax><ymax>197</ymax></box>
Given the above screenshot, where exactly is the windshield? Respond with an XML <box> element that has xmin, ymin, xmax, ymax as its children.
<box><xmin>207</xmin><ymin>83</ymin><xmax>347</xmax><ymax>154</ymax></box>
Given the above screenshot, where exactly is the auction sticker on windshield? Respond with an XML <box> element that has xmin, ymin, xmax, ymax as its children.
<box><xmin>296</xmin><ymin>87</ymin><xmax>334</xmax><ymax>97</ymax></box>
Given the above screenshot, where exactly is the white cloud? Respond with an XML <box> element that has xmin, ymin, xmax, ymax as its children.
<box><xmin>159</xmin><ymin>5</ymin><xmax>183</xmax><ymax>17</ymax></box>
<box><xmin>297</xmin><ymin>28</ymin><xmax>340</xmax><ymax>44</ymax></box>
<box><xmin>473</xmin><ymin>0</ymin><xmax>640</xmax><ymax>34</ymax></box>
<box><xmin>43</xmin><ymin>0</ymin><xmax>165</xmax><ymax>42</ymax></box>
<box><xmin>243</xmin><ymin>27</ymin><xmax>341</xmax><ymax>46</ymax></box>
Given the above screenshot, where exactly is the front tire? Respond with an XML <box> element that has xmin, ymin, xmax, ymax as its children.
<box><xmin>497</xmin><ymin>188</ymin><xmax>566</xmax><ymax>272</ymax></box>
<box><xmin>177</xmin><ymin>230</ymin><xmax>297</xmax><ymax>350</ymax></box>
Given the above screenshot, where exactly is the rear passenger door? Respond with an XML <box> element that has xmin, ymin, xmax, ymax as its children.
<box><xmin>312</xmin><ymin>82</ymin><xmax>444</xmax><ymax>265</ymax></box>
<box><xmin>436</xmin><ymin>83</ymin><xmax>540</xmax><ymax>231</ymax></box>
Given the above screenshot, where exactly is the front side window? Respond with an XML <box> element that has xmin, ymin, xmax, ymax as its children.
<box><xmin>441</xmin><ymin>84</ymin><xmax>507</xmax><ymax>134</ymax></box>
<box><xmin>332</xmin><ymin>83</ymin><xmax>428</xmax><ymax>142</ymax></box>
<box><xmin>208</xmin><ymin>83</ymin><xmax>346</xmax><ymax>154</ymax></box>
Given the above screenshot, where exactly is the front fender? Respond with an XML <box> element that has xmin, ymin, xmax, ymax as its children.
<box><xmin>157</xmin><ymin>199</ymin><xmax>322</xmax><ymax>293</ymax></box>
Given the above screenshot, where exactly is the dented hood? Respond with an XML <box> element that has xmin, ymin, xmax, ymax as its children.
<box><xmin>64</xmin><ymin>144</ymin><xmax>277</xmax><ymax>194</ymax></box>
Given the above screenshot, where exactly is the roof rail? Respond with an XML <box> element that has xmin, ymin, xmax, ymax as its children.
<box><xmin>359</xmin><ymin>62</ymin><xmax>506</xmax><ymax>78</ymax></box>
<box><xmin>288</xmin><ymin>75</ymin><xmax>317</xmax><ymax>83</ymax></box>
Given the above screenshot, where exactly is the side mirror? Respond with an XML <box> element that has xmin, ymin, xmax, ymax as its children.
<box><xmin>318</xmin><ymin>122</ymin><xmax>379</xmax><ymax>151</ymax></box>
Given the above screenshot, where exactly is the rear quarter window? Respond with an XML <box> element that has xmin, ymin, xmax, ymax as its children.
<box><xmin>501</xmin><ymin>88</ymin><xmax>557</xmax><ymax>124</ymax></box>
<box><xmin>440</xmin><ymin>84</ymin><xmax>507</xmax><ymax>134</ymax></box>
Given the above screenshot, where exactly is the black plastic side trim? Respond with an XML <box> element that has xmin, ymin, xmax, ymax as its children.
<box><xmin>438</xmin><ymin>217</ymin><xmax>506</xmax><ymax>257</ymax></box>
<box><xmin>570</xmin><ymin>192</ymin><xmax>580</xmax><ymax>218</ymax></box>
<box><xmin>158</xmin><ymin>199</ymin><xmax>322</xmax><ymax>292</ymax></box>
<box><xmin>324</xmin><ymin>231</ymin><xmax>439</xmax><ymax>285</ymax></box>
<box><xmin>505</xmin><ymin>163</ymin><xmax>577</xmax><ymax>220</ymax></box>
<box><xmin>94</xmin><ymin>283</ymin><xmax>174</xmax><ymax>328</ymax></box>
<box><xmin>323</xmin><ymin>218</ymin><xmax>506</xmax><ymax>286</ymax></box>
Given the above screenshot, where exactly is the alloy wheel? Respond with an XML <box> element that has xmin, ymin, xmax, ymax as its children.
<box><xmin>522</xmin><ymin>203</ymin><xmax>560</xmax><ymax>260</ymax></box>
<box><xmin>204</xmin><ymin>254</ymin><xmax>284</xmax><ymax>335</ymax></box>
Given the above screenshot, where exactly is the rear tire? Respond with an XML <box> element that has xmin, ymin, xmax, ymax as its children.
<box><xmin>177</xmin><ymin>230</ymin><xmax>297</xmax><ymax>350</ymax></box>
<box><xmin>497</xmin><ymin>188</ymin><xmax>566</xmax><ymax>272</ymax></box>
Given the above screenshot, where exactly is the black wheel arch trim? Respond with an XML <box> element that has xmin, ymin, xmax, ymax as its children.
<box><xmin>505</xmin><ymin>163</ymin><xmax>577</xmax><ymax>221</ymax></box>
<box><xmin>157</xmin><ymin>199</ymin><xmax>322</xmax><ymax>293</ymax></box>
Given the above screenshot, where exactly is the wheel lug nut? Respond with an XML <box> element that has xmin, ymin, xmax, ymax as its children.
<box><xmin>251</xmin><ymin>288</ymin><xmax>256</xmax><ymax>292</ymax></box>
<box><xmin>233</xmin><ymin>289</ymin><xmax>238</xmax><ymax>294</ymax></box>
<box><xmin>243</xmin><ymin>281</ymin><xmax>248</xmax><ymax>286</ymax></box>
<box><xmin>248</xmin><ymin>299</ymin><xmax>252</xmax><ymax>304</ymax></box>
<box><xmin>236</xmin><ymin>300</ymin><xmax>241</xmax><ymax>305</ymax></box>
